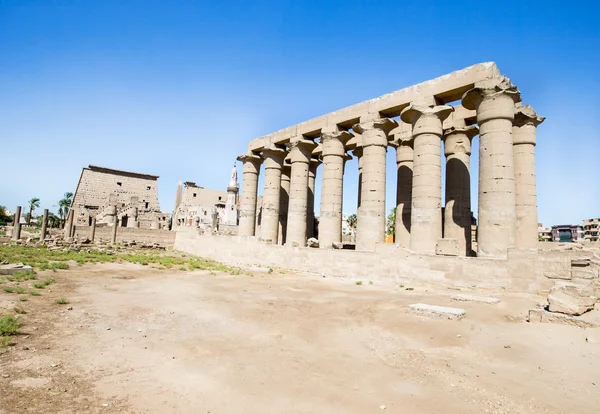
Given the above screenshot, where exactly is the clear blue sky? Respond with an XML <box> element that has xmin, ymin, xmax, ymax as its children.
<box><xmin>1</xmin><ymin>0</ymin><xmax>598</xmax><ymax>226</ymax></box>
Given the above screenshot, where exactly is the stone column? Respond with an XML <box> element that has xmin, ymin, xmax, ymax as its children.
<box><xmin>354</xmin><ymin>116</ymin><xmax>397</xmax><ymax>251</ymax></box>
<box><xmin>307</xmin><ymin>158</ymin><xmax>321</xmax><ymax>239</ymax></box>
<box><xmin>40</xmin><ymin>209</ymin><xmax>49</xmax><ymax>241</ymax></box>
<box><xmin>319</xmin><ymin>125</ymin><xmax>352</xmax><ymax>249</ymax></box>
<box><xmin>462</xmin><ymin>77</ymin><xmax>521</xmax><ymax>257</ymax></box>
<box><xmin>259</xmin><ymin>146</ymin><xmax>286</xmax><ymax>244</ymax></box>
<box><xmin>89</xmin><ymin>217</ymin><xmax>96</xmax><ymax>241</ymax></box>
<box><xmin>12</xmin><ymin>206</ymin><xmax>22</xmax><ymax>241</ymax></box>
<box><xmin>278</xmin><ymin>163</ymin><xmax>291</xmax><ymax>245</ymax></box>
<box><xmin>111</xmin><ymin>213</ymin><xmax>118</xmax><ymax>243</ymax></box>
<box><xmin>237</xmin><ymin>153</ymin><xmax>263</xmax><ymax>237</ymax></box>
<box><xmin>352</xmin><ymin>147</ymin><xmax>364</xmax><ymax>212</ymax></box>
<box><xmin>285</xmin><ymin>139</ymin><xmax>317</xmax><ymax>247</ymax></box>
<box><xmin>513</xmin><ymin>103</ymin><xmax>544</xmax><ymax>249</ymax></box>
<box><xmin>128</xmin><ymin>207</ymin><xmax>139</xmax><ymax>228</ymax></box>
<box><xmin>392</xmin><ymin>140</ymin><xmax>414</xmax><ymax>248</ymax></box>
<box><xmin>64</xmin><ymin>208</ymin><xmax>74</xmax><ymax>241</ymax></box>
<box><xmin>401</xmin><ymin>104</ymin><xmax>454</xmax><ymax>254</ymax></box>
<box><xmin>443</xmin><ymin>125</ymin><xmax>478</xmax><ymax>256</ymax></box>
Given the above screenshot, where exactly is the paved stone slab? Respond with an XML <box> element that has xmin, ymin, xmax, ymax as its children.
<box><xmin>0</xmin><ymin>264</ymin><xmax>33</xmax><ymax>275</ymax></box>
<box><xmin>528</xmin><ymin>308</ymin><xmax>599</xmax><ymax>328</ymax></box>
<box><xmin>408</xmin><ymin>303</ymin><xmax>466</xmax><ymax>320</ymax></box>
<box><xmin>451</xmin><ymin>294</ymin><xmax>501</xmax><ymax>304</ymax></box>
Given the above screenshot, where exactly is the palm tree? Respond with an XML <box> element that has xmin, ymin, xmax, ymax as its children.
<box><xmin>27</xmin><ymin>198</ymin><xmax>40</xmax><ymax>225</ymax></box>
<box><xmin>386</xmin><ymin>207</ymin><xmax>396</xmax><ymax>237</ymax></box>
<box><xmin>347</xmin><ymin>214</ymin><xmax>357</xmax><ymax>243</ymax></box>
<box><xmin>58</xmin><ymin>192</ymin><xmax>73</xmax><ymax>226</ymax></box>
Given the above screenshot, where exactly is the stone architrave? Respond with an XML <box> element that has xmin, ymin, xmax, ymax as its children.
<box><xmin>401</xmin><ymin>103</ymin><xmax>454</xmax><ymax>254</ymax></box>
<box><xmin>443</xmin><ymin>124</ymin><xmax>478</xmax><ymax>256</ymax></box>
<box><xmin>278</xmin><ymin>163</ymin><xmax>291</xmax><ymax>245</ymax></box>
<box><xmin>12</xmin><ymin>206</ymin><xmax>22</xmax><ymax>241</ymax></box>
<box><xmin>319</xmin><ymin>125</ymin><xmax>352</xmax><ymax>249</ymax></box>
<box><xmin>462</xmin><ymin>77</ymin><xmax>521</xmax><ymax>257</ymax></box>
<box><xmin>236</xmin><ymin>152</ymin><xmax>263</xmax><ymax>237</ymax></box>
<box><xmin>353</xmin><ymin>116</ymin><xmax>398</xmax><ymax>251</ymax></box>
<box><xmin>513</xmin><ymin>103</ymin><xmax>544</xmax><ymax>249</ymax></box>
<box><xmin>307</xmin><ymin>157</ymin><xmax>321</xmax><ymax>239</ymax></box>
<box><xmin>40</xmin><ymin>209</ymin><xmax>49</xmax><ymax>241</ymax></box>
<box><xmin>285</xmin><ymin>139</ymin><xmax>317</xmax><ymax>247</ymax></box>
<box><xmin>259</xmin><ymin>146</ymin><xmax>286</xmax><ymax>244</ymax></box>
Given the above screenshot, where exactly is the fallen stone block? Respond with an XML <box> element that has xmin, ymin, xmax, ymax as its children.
<box><xmin>451</xmin><ymin>294</ymin><xmax>500</xmax><ymax>304</ymax></box>
<box><xmin>547</xmin><ymin>283</ymin><xmax>596</xmax><ymax>316</ymax></box>
<box><xmin>306</xmin><ymin>238</ymin><xmax>319</xmax><ymax>248</ymax></box>
<box><xmin>0</xmin><ymin>264</ymin><xmax>33</xmax><ymax>275</ymax></box>
<box><xmin>408</xmin><ymin>304</ymin><xmax>466</xmax><ymax>320</ymax></box>
<box><xmin>435</xmin><ymin>238</ymin><xmax>459</xmax><ymax>256</ymax></box>
<box><xmin>528</xmin><ymin>308</ymin><xmax>599</xmax><ymax>328</ymax></box>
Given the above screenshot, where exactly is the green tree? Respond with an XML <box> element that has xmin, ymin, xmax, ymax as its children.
<box><xmin>386</xmin><ymin>207</ymin><xmax>396</xmax><ymax>237</ymax></box>
<box><xmin>27</xmin><ymin>197</ymin><xmax>40</xmax><ymax>225</ymax></box>
<box><xmin>47</xmin><ymin>212</ymin><xmax>61</xmax><ymax>228</ymax></box>
<box><xmin>0</xmin><ymin>206</ymin><xmax>12</xmax><ymax>226</ymax></box>
<box><xmin>346</xmin><ymin>214</ymin><xmax>358</xmax><ymax>242</ymax></box>
<box><xmin>58</xmin><ymin>192</ymin><xmax>73</xmax><ymax>226</ymax></box>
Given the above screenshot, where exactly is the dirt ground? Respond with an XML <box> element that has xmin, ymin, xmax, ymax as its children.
<box><xmin>1</xmin><ymin>262</ymin><xmax>599</xmax><ymax>413</ymax></box>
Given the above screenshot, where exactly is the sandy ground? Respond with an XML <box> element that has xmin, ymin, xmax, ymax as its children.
<box><xmin>1</xmin><ymin>262</ymin><xmax>599</xmax><ymax>413</ymax></box>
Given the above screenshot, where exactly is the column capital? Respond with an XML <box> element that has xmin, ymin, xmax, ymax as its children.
<box><xmin>514</xmin><ymin>103</ymin><xmax>545</xmax><ymax>128</ymax></box>
<box><xmin>237</xmin><ymin>152</ymin><xmax>262</xmax><ymax>166</ymax></box>
<box><xmin>260</xmin><ymin>145</ymin><xmax>286</xmax><ymax>168</ymax></box>
<box><xmin>288</xmin><ymin>138</ymin><xmax>317</xmax><ymax>163</ymax></box>
<box><xmin>462</xmin><ymin>76</ymin><xmax>521</xmax><ymax>121</ymax></box>
<box><xmin>391</xmin><ymin>140</ymin><xmax>414</xmax><ymax>164</ymax></box>
<box><xmin>352</xmin><ymin>147</ymin><xmax>363</xmax><ymax>158</ymax></box>
<box><xmin>443</xmin><ymin>125</ymin><xmax>478</xmax><ymax>156</ymax></box>
<box><xmin>400</xmin><ymin>104</ymin><xmax>454</xmax><ymax>136</ymax></box>
<box><xmin>353</xmin><ymin>117</ymin><xmax>397</xmax><ymax>148</ymax></box>
<box><xmin>321</xmin><ymin>125</ymin><xmax>352</xmax><ymax>157</ymax></box>
<box><xmin>309</xmin><ymin>157</ymin><xmax>322</xmax><ymax>172</ymax></box>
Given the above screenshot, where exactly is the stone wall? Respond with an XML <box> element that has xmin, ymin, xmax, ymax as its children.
<box><xmin>174</xmin><ymin>230</ymin><xmax>551</xmax><ymax>293</ymax></box>
<box><xmin>73</xmin><ymin>226</ymin><xmax>176</xmax><ymax>246</ymax></box>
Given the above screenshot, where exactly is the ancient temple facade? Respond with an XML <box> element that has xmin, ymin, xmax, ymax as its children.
<box><xmin>235</xmin><ymin>62</ymin><xmax>544</xmax><ymax>258</ymax></box>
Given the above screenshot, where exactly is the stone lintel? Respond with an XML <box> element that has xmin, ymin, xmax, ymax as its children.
<box><xmin>248</xmin><ymin>62</ymin><xmax>501</xmax><ymax>152</ymax></box>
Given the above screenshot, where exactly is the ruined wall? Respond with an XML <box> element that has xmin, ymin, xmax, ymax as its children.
<box><xmin>73</xmin><ymin>226</ymin><xmax>175</xmax><ymax>246</ymax></box>
<box><xmin>174</xmin><ymin>231</ymin><xmax>548</xmax><ymax>292</ymax></box>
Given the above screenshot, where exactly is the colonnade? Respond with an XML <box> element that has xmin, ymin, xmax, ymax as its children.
<box><xmin>237</xmin><ymin>77</ymin><xmax>544</xmax><ymax>258</ymax></box>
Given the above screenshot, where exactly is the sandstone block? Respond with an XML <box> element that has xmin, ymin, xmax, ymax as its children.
<box><xmin>451</xmin><ymin>294</ymin><xmax>500</xmax><ymax>304</ymax></box>
<box><xmin>0</xmin><ymin>264</ymin><xmax>33</xmax><ymax>275</ymax></box>
<box><xmin>547</xmin><ymin>283</ymin><xmax>596</xmax><ymax>316</ymax></box>
<box><xmin>435</xmin><ymin>238</ymin><xmax>459</xmax><ymax>256</ymax></box>
<box><xmin>408</xmin><ymin>303</ymin><xmax>466</xmax><ymax>320</ymax></box>
<box><xmin>307</xmin><ymin>238</ymin><xmax>319</xmax><ymax>248</ymax></box>
<box><xmin>543</xmin><ymin>257</ymin><xmax>571</xmax><ymax>280</ymax></box>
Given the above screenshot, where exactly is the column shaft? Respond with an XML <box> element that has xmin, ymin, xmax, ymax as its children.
<box><xmin>278</xmin><ymin>165</ymin><xmax>291</xmax><ymax>245</ymax></box>
<box><xmin>260</xmin><ymin>148</ymin><xmax>286</xmax><ymax>244</ymax></box>
<box><xmin>513</xmin><ymin>104</ymin><xmax>544</xmax><ymax>249</ymax></box>
<box><xmin>394</xmin><ymin>142</ymin><xmax>413</xmax><ymax>248</ymax></box>
<box><xmin>12</xmin><ymin>206</ymin><xmax>22</xmax><ymax>241</ymax></box>
<box><xmin>307</xmin><ymin>159</ymin><xmax>320</xmax><ymax>239</ymax></box>
<box><xmin>40</xmin><ymin>209</ymin><xmax>49</xmax><ymax>240</ymax></box>
<box><xmin>286</xmin><ymin>140</ymin><xmax>316</xmax><ymax>247</ymax></box>
<box><xmin>237</xmin><ymin>153</ymin><xmax>262</xmax><ymax>237</ymax></box>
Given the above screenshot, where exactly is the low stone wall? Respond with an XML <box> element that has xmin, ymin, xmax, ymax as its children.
<box><xmin>73</xmin><ymin>226</ymin><xmax>176</xmax><ymax>247</ymax></box>
<box><xmin>174</xmin><ymin>230</ymin><xmax>555</xmax><ymax>293</ymax></box>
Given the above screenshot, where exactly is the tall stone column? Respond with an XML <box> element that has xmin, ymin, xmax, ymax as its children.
<box><xmin>278</xmin><ymin>163</ymin><xmax>291</xmax><ymax>245</ymax></box>
<box><xmin>462</xmin><ymin>77</ymin><xmax>521</xmax><ymax>257</ymax></box>
<box><xmin>12</xmin><ymin>206</ymin><xmax>22</xmax><ymax>241</ymax></box>
<box><xmin>352</xmin><ymin>147</ymin><xmax>364</xmax><ymax>212</ymax></box>
<box><xmin>40</xmin><ymin>209</ymin><xmax>49</xmax><ymax>241</ymax></box>
<box><xmin>307</xmin><ymin>158</ymin><xmax>321</xmax><ymax>239</ymax></box>
<box><xmin>285</xmin><ymin>139</ymin><xmax>317</xmax><ymax>247</ymax></box>
<box><xmin>259</xmin><ymin>146</ymin><xmax>286</xmax><ymax>244</ymax></box>
<box><xmin>401</xmin><ymin>104</ymin><xmax>454</xmax><ymax>254</ymax></box>
<box><xmin>111</xmin><ymin>213</ymin><xmax>118</xmax><ymax>243</ymax></box>
<box><xmin>354</xmin><ymin>116</ymin><xmax>397</xmax><ymax>251</ymax></box>
<box><xmin>237</xmin><ymin>152</ymin><xmax>263</xmax><ymax>237</ymax></box>
<box><xmin>89</xmin><ymin>217</ymin><xmax>96</xmax><ymax>241</ymax></box>
<box><xmin>392</xmin><ymin>140</ymin><xmax>414</xmax><ymax>248</ymax></box>
<box><xmin>443</xmin><ymin>125</ymin><xmax>478</xmax><ymax>256</ymax></box>
<box><xmin>513</xmin><ymin>103</ymin><xmax>544</xmax><ymax>249</ymax></box>
<box><xmin>319</xmin><ymin>125</ymin><xmax>352</xmax><ymax>249</ymax></box>
<box><xmin>64</xmin><ymin>208</ymin><xmax>74</xmax><ymax>241</ymax></box>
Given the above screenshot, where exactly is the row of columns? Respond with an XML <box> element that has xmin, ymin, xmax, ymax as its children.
<box><xmin>238</xmin><ymin>78</ymin><xmax>543</xmax><ymax>258</ymax></box>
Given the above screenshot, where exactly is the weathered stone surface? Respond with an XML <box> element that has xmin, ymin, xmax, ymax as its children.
<box><xmin>529</xmin><ymin>308</ymin><xmax>599</xmax><ymax>328</ymax></box>
<box><xmin>451</xmin><ymin>294</ymin><xmax>500</xmax><ymax>304</ymax></box>
<box><xmin>307</xmin><ymin>238</ymin><xmax>319</xmax><ymax>248</ymax></box>
<box><xmin>547</xmin><ymin>283</ymin><xmax>596</xmax><ymax>316</ymax></box>
<box><xmin>0</xmin><ymin>264</ymin><xmax>33</xmax><ymax>275</ymax></box>
<box><xmin>408</xmin><ymin>303</ymin><xmax>466</xmax><ymax>320</ymax></box>
<box><xmin>436</xmin><ymin>239</ymin><xmax>459</xmax><ymax>257</ymax></box>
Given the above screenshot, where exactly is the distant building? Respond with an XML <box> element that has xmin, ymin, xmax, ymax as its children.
<box><xmin>584</xmin><ymin>218</ymin><xmax>600</xmax><ymax>242</ymax></box>
<box><xmin>551</xmin><ymin>224</ymin><xmax>584</xmax><ymax>242</ymax></box>
<box><xmin>538</xmin><ymin>223</ymin><xmax>552</xmax><ymax>242</ymax></box>
<box><xmin>71</xmin><ymin>165</ymin><xmax>169</xmax><ymax>229</ymax></box>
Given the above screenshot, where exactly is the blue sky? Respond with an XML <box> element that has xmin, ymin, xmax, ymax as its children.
<box><xmin>0</xmin><ymin>0</ymin><xmax>598</xmax><ymax>226</ymax></box>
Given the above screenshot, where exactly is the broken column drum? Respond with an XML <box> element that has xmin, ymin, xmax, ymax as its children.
<box><xmin>462</xmin><ymin>78</ymin><xmax>521</xmax><ymax>257</ymax></box>
<box><xmin>401</xmin><ymin>104</ymin><xmax>454</xmax><ymax>254</ymax></box>
<box><xmin>237</xmin><ymin>153</ymin><xmax>263</xmax><ymax>237</ymax></box>
<box><xmin>285</xmin><ymin>139</ymin><xmax>317</xmax><ymax>247</ymax></box>
<box><xmin>319</xmin><ymin>126</ymin><xmax>352</xmax><ymax>249</ymax></box>
<box><xmin>259</xmin><ymin>147</ymin><xmax>286</xmax><ymax>244</ymax></box>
